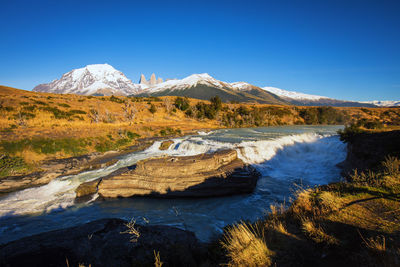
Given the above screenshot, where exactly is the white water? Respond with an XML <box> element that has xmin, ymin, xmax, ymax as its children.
<box><xmin>0</xmin><ymin>125</ymin><xmax>346</xmax><ymax>243</ymax></box>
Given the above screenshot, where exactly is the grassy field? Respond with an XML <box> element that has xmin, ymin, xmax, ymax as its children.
<box><xmin>1</xmin><ymin>85</ymin><xmax>400</xmax><ymax>178</ymax></box>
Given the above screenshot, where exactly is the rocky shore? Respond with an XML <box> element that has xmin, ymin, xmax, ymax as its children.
<box><xmin>77</xmin><ymin>149</ymin><xmax>260</xmax><ymax>198</ymax></box>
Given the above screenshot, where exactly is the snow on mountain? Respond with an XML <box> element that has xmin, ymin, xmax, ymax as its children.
<box><xmin>140</xmin><ymin>73</ymin><xmax>262</xmax><ymax>94</ymax></box>
<box><xmin>230</xmin><ymin>82</ymin><xmax>256</xmax><ymax>91</ymax></box>
<box><xmin>262</xmin><ymin>86</ymin><xmax>329</xmax><ymax>101</ymax></box>
<box><xmin>33</xmin><ymin>64</ymin><xmax>142</xmax><ymax>96</ymax></box>
<box><xmin>140</xmin><ymin>73</ymin><xmax>227</xmax><ymax>93</ymax></box>
<box><xmin>361</xmin><ymin>100</ymin><xmax>400</xmax><ymax>107</ymax></box>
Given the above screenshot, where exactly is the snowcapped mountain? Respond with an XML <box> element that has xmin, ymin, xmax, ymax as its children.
<box><xmin>32</xmin><ymin>64</ymin><xmax>397</xmax><ymax>107</ymax></box>
<box><xmin>33</xmin><ymin>64</ymin><xmax>142</xmax><ymax>96</ymax></box>
<box><xmin>136</xmin><ymin>73</ymin><xmax>288</xmax><ymax>105</ymax></box>
<box><xmin>262</xmin><ymin>86</ymin><xmax>377</xmax><ymax>107</ymax></box>
<box><xmin>262</xmin><ymin>87</ymin><xmax>329</xmax><ymax>101</ymax></box>
<box><xmin>360</xmin><ymin>100</ymin><xmax>400</xmax><ymax>107</ymax></box>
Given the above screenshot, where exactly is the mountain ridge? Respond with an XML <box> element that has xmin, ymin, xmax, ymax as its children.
<box><xmin>31</xmin><ymin>64</ymin><xmax>399</xmax><ymax>107</ymax></box>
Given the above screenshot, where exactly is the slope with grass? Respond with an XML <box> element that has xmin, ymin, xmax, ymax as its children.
<box><xmin>218</xmin><ymin>129</ymin><xmax>400</xmax><ymax>267</ymax></box>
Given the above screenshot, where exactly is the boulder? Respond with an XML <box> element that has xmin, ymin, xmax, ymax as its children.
<box><xmin>95</xmin><ymin>149</ymin><xmax>260</xmax><ymax>198</ymax></box>
<box><xmin>75</xmin><ymin>179</ymin><xmax>101</xmax><ymax>198</ymax></box>
<box><xmin>159</xmin><ymin>140</ymin><xmax>174</xmax><ymax>150</ymax></box>
<box><xmin>0</xmin><ymin>218</ymin><xmax>205</xmax><ymax>267</ymax></box>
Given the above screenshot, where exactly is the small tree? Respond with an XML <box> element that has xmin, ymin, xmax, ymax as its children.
<box><xmin>210</xmin><ymin>95</ymin><xmax>222</xmax><ymax>111</ymax></box>
<box><xmin>149</xmin><ymin>104</ymin><xmax>157</xmax><ymax>116</ymax></box>
<box><xmin>174</xmin><ymin>97</ymin><xmax>190</xmax><ymax>111</ymax></box>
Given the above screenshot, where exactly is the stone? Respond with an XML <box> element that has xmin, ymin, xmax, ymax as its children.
<box><xmin>159</xmin><ymin>140</ymin><xmax>174</xmax><ymax>150</ymax></box>
<box><xmin>157</xmin><ymin>77</ymin><xmax>163</xmax><ymax>84</ymax></box>
<box><xmin>95</xmin><ymin>149</ymin><xmax>260</xmax><ymax>198</ymax></box>
<box><xmin>75</xmin><ymin>179</ymin><xmax>101</xmax><ymax>198</ymax></box>
<box><xmin>0</xmin><ymin>218</ymin><xmax>205</xmax><ymax>267</ymax></box>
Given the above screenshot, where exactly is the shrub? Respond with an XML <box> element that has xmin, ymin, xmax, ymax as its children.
<box><xmin>382</xmin><ymin>156</ymin><xmax>400</xmax><ymax>176</ymax></box>
<box><xmin>338</xmin><ymin>124</ymin><xmax>365</xmax><ymax>142</ymax></box>
<box><xmin>210</xmin><ymin>95</ymin><xmax>222</xmax><ymax>111</ymax></box>
<box><xmin>33</xmin><ymin>100</ymin><xmax>48</xmax><ymax>106</ymax></box>
<box><xmin>109</xmin><ymin>95</ymin><xmax>125</xmax><ymax>103</ymax></box>
<box><xmin>126</xmin><ymin>131</ymin><xmax>140</xmax><ymax>139</ymax></box>
<box><xmin>58</xmin><ymin>103</ymin><xmax>71</xmax><ymax>108</ymax></box>
<box><xmin>174</xmin><ymin>97</ymin><xmax>190</xmax><ymax>111</ymax></box>
<box><xmin>0</xmin><ymin>155</ymin><xmax>30</xmax><ymax>177</ymax></box>
<box><xmin>149</xmin><ymin>104</ymin><xmax>157</xmax><ymax>114</ymax></box>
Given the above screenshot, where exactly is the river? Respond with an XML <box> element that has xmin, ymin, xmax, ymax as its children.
<box><xmin>0</xmin><ymin>125</ymin><xmax>346</xmax><ymax>243</ymax></box>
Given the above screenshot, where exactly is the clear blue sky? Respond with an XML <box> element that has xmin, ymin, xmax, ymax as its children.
<box><xmin>1</xmin><ymin>0</ymin><xmax>399</xmax><ymax>101</ymax></box>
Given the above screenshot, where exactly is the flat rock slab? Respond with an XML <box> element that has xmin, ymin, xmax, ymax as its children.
<box><xmin>0</xmin><ymin>218</ymin><xmax>204</xmax><ymax>267</ymax></box>
<box><xmin>77</xmin><ymin>149</ymin><xmax>260</xmax><ymax>198</ymax></box>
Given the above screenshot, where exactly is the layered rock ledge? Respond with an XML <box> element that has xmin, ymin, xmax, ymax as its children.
<box><xmin>77</xmin><ymin>149</ymin><xmax>260</xmax><ymax>198</ymax></box>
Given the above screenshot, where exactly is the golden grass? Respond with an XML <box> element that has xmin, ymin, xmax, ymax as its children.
<box><xmin>153</xmin><ymin>250</ymin><xmax>163</xmax><ymax>267</ymax></box>
<box><xmin>221</xmin><ymin>222</ymin><xmax>273</xmax><ymax>267</ymax></box>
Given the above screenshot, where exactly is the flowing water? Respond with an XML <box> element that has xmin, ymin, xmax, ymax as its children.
<box><xmin>0</xmin><ymin>125</ymin><xmax>346</xmax><ymax>243</ymax></box>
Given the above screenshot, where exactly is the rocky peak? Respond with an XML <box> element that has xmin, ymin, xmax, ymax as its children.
<box><xmin>139</xmin><ymin>74</ymin><xmax>148</xmax><ymax>85</ymax></box>
<box><xmin>138</xmin><ymin>73</ymin><xmax>163</xmax><ymax>86</ymax></box>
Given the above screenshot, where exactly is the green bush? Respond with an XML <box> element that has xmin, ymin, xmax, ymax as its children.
<box><xmin>174</xmin><ymin>97</ymin><xmax>190</xmax><ymax>111</ymax></box>
<box><xmin>149</xmin><ymin>104</ymin><xmax>157</xmax><ymax>114</ymax></box>
<box><xmin>33</xmin><ymin>100</ymin><xmax>48</xmax><ymax>106</ymax></box>
<box><xmin>126</xmin><ymin>131</ymin><xmax>140</xmax><ymax>139</ymax></box>
<box><xmin>338</xmin><ymin>124</ymin><xmax>365</xmax><ymax>143</ymax></box>
<box><xmin>110</xmin><ymin>95</ymin><xmax>125</xmax><ymax>103</ymax></box>
<box><xmin>58</xmin><ymin>103</ymin><xmax>71</xmax><ymax>108</ymax></box>
<box><xmin>0</xmin><ymin>155</ymin><xmax>30</xmax><ymax>177</ymax></box>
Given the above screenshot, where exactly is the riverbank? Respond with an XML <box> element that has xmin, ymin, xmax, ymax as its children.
<box><xmin>217</xmin><ymin>129</ymin><xmax>400</xmax><ymax>266</ymax></box>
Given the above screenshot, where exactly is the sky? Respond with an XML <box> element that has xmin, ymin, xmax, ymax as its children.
<box><xmin>0</xmin><ymin>0</ymin><xmax>399</xmax><ymax>101</ymax></box>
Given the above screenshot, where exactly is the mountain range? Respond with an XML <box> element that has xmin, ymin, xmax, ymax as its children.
<box><xmin>33</xmin><ymin>64</ymin><xmax>399</xmax><ymax>107</ymax></box>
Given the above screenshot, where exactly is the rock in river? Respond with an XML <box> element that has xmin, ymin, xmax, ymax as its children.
<box><xmin>76</xmin><ymin>149</ymin><xmax>260</xmax><ymax>198</ymax></box>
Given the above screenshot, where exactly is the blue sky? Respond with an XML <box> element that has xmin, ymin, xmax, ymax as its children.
<box><xmin>0</xmin><ymin>0</ymin><xmax>399</xmax><ymax>101</ymax></box>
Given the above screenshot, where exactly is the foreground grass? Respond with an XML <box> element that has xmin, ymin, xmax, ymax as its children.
<box><xmin>219</xmin><ymin>156</ymin><xmax>400</xmax><ymax>266</ymax></box>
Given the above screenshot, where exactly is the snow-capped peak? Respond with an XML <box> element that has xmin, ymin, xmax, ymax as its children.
<box><xmin>230</xmin><ymin>82</ymin><xmax>255</xmax><ymax>91</ymax></box>
<box><xmin>141</xmin><ymin>73</ymin><xmax>228</xmax><ymax>93</ymax></box>
<box><xmin>262</xmin><ymin>86</ymin><xmax>329</xmax><ymax>100</ymax></box>
<box><xmin>361</xmin><ymin>100</ymin><xmax>400</xmax><ymax>107</ymax></box>
<box><xmin>34</xmin><ymin>64</ymin><xmax>142</xmax><ymax>96</ymax></box>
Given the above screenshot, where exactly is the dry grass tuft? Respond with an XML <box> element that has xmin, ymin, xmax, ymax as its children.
<box><xmin>301</xmin><ymin>218</ymin><xmax>338</xmax><ymax>245</ymax></box>
<box><xmin>120</xmin><ymin>218</ymin><xmax>140</xmax><ymax>242</ymax></box>
<box><xmin>221</xmin><ymin>222</ymin><xmax>273</xmax><ymax>267</ymax></box>
<box><xmin>382</xmin><ymin>155</ymin><xmax>400</xmax><ymax>176</ymax></box>
<box><xmin>153</xmin><ymin>250</ymin><xmax>163</xmax><ymax>267</ymax></box>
